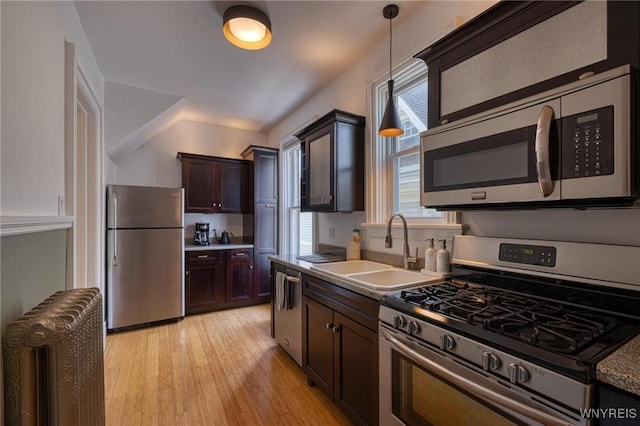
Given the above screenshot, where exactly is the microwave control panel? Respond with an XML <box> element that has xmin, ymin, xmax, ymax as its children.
<box><xmin>562</xmin><ymin>106</ymin><xmax>614</xmax><ymax>179</ymax></box>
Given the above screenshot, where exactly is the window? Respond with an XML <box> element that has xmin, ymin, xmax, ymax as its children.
<box><xmin>373</xmin><ymin>61</ymin><xmax>443</xmax><ymax>221</ymax></box>
<box><xmin>281</xmin><ymin>139</ymin><xmax>314</xmax><ymax>255</ymax></box>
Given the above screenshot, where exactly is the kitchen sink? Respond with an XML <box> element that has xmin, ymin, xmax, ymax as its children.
<box><xmin>310</xmin><ymin>260</ymin><xmax>393</xmax><ymax>275</ymax></box>
<box><xmin>310</xmin><ymin>260</ymin><xmax>436</xmax><ymax>291</ymax></box>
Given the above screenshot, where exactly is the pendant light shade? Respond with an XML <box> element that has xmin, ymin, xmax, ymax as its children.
<box><xmin>223</xmin><ymin>5</ymin><xmax>272</xmax><ymax>50</ymax></box>
<box><xmin>378</xmin><ymin>4</ymin><xmax>404</xmax><ymax>138</ymax></box>
<box><xmin>379</xmin><ymin>80</ymin><xmax>403</xmax><ymax>137</ymax></box>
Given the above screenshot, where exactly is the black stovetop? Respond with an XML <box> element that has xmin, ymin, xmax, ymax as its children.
<box><xmin>382</xmin><ymin>266</ymin><xmax>640</xmax><ymax>381</ymax></box>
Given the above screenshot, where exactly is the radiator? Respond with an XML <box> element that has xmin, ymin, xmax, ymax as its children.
<box><xmin>3</xmin><ymin>287</ymin><xmax>105</xmax><ymax>426</ymax></box>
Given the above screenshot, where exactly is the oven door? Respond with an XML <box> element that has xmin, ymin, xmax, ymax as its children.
<box><xmin>421</xmin><ymin>99</ymin><xmax>561</xmax><ymax>209</ymax></box>
<box><xmin>379</xmin><ymin>325</ymin><xmax>586</xmax><ymax>426</ymax></box>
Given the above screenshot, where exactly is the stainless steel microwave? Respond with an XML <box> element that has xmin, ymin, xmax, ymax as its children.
<box><xmin>421</xmin><ymin>65</ymin><xmax>638</xmax><ymax>210</ymax></box>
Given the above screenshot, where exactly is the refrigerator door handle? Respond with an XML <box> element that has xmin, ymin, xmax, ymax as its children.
<box><xmin>113</xmin><ymin>192</ymin><xmax>118</xmax><ymax>266</ymax></box>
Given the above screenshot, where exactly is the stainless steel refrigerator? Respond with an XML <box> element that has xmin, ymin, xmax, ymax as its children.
<box><xmin>106</xmin><ymin>184</ymin><xmax>184</xmax><ymax>331</ymax></box>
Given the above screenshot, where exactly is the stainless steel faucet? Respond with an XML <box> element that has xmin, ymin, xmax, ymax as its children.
<box><xmin>385</xmin><ymin>213</ymin><xmax>417</xmax><ymax>270</ymax></box>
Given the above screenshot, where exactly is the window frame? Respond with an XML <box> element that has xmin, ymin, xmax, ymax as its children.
<box><xmin>280</xmin><ymin>135</ymin><xmax>316</xmax><ymax>256</ymax></box>
<box><xmin>369</xmin><ymin>60</ymin><xmax>456</xmax><ymax>225</ymax></box>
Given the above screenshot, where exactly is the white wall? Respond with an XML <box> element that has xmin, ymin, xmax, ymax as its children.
<box><xmin>267</xmin><ymin>0</ymin><xmax>640</xmax><ymax>250</ymax></box>
<box><xmin>463</xmin><ymin>208</ymin><xmax>640</xmax><ymax>246</ymax></box>
<box><xmin>105</xmin><ymin>81</ymin><xmax>182</xmax><ymax>151</ymax></box>
<box><xmin>1</xmin><ymin>0</ymin><xmax>104</xmax><ymax>216</ymax></box>
<box><xmin>114</xmin><ymin>119</ymin><xmax>267</xmax><ymax>186</ymax></box>
<box><xmin>1</xmin><ymin>1</ymin><xmax>104</xmax><ymax>420</ymax></box>
<box><xmin>267</xmin><ymin>1</ymin><xmax>496</xmax><ymax>250</ymax></box>
<box><xmin>267</xmin><ymin>1</ymin><xmax>495</xmax><ymax>147</ymax></box>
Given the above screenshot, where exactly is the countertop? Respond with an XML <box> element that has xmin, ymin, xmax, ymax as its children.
<box><xmin>185</xmin><ymin>243</ymin><xmax>254</xmax><ymax>251</ymax></box>
<box><xmin>597</xmin><ymin>334</ymin><xmax>640</xmax><ymax>397</ymax></box>
<box><xmin>269</xmin><ymin>254</ymin><xmax>442</xmax><ymax>300</ymax></box>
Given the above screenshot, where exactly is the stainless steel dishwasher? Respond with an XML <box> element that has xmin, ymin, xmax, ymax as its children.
<box><xmin>273</xmin><ymin>263</ymin><xmax>302</xmax><ymax>366</ymax></box>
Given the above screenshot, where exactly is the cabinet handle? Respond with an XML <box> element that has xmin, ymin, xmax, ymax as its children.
<box><xmin>326</xmin><ymin>322</ymin><xmax>334</xmax><ymax>330</ymax></box>
<box><xmin>218</xmin><ymin>203</ymin><xmax>222</xmax><ymax>208</ymax></box>
<box><xmin>186</xmin><ymin>270</ymin><xmax>189</xmax><ymax>275</ymax></box>
<box><xmin>332</xmin><ymin>326</ymin><xmax>340</xmax><ymax>334</ymax></box>
<box><xmin>197</xmin><ymin>255</ymin><xmax>209</xmax><ymax>259</ymax></box>
<box><xmin>233</xmin><ymin>252</ymin><xmax>247</xmax><ymax>257</ymax></box>
<box><xmin>250</xmin><ymin>265</ymin><xmax>253</xmax><ymax>269</ymax></box>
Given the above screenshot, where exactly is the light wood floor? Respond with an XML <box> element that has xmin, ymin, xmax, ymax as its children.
<box><xmin>104</xmin><ymin>303</ymin><xmax>353</xmax><ymax>425</ymax></box>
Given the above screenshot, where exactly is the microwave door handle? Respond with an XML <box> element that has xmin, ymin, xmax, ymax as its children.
<box><xmin>380</xmin><ymin>329</ymin><xmax>573</xmax><ymax>426</ymax></box>
<box><xmin>535</xmin><ymin>105</ymin><xmax>555</xmax><ymax>197</ymax></box>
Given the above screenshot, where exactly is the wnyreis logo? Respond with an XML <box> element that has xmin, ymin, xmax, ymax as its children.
<box><xmin>580</xmin><ymin>408</ymin><xmax>638</xmax><ymax>420</ymax></box>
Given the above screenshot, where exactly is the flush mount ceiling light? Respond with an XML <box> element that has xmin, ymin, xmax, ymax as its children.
<box><xmin>378</xmin><ymin>4</ymin><xmax>404</xmax><ymax>138</ymax></box>
<box><xmin>223</xmin><ymin>5</ymin><xmax>272</xmax><ymax>50</ymax></box>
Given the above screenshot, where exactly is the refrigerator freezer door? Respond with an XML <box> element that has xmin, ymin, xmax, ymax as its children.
<box><xmin>107</xmin><ymin>185</ymin><xmax>183</xmax><ymax>229</ymax></box>
<box><xmin>107</xmin><ymin>228</ymin><xmax>184</xmax><ymax>330</ymax></box>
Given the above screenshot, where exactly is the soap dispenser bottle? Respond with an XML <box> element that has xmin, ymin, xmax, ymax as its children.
<box><xmin>436</xmin><ymin>239</ymin><xmax>451</xmax><ymax>273</ymax></box>
<box><xmin>347</xmin><ymin>229</ymin><xmax>361</xmax><ymax>260</ymax></box>
<box><xmin>424</xmin><ymin>238</ymin><xmax>437</xmax><ymax>272</ymax></box>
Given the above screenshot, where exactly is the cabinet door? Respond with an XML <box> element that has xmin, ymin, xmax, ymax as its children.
<box><xmin>256</xmin><ymin>202</ymin><xmax>277</xmax><ymax>251</ymax></box>
<box><xmin>185</xmin><ymin>261</ymin><xmax>224</xmax><ymax>314</ymax></box>
<box><xmin>255</xmin><ymin>150</ymin><xmax>278</xmax><ymax>203</ymax></box>
<box><xmin>183</xmin><ymin>160</ymin><xmax>215</xmax><ymax>213</ymax></box>
<box><xmin>254</xmin><ymin>251</ymin><xmax>273</xmax><ymax>299</ymax></box>
<box><xmin>218</xmin><ymin>161</ymin><xmax>247</xmax><ymax>213</ymax></box>
<box><xmin>306</xmin><ymin>130</ymin><xmax>334</xmax><ymax>210</ymax></box>
<box><xmin>226</xmin><ymin>257</ymin><xmax>253</xmax><ymax>302</ymax></box>
<box><xmin>303</xmin><ymin>297</ymin><xmax>335</xmax><ymax>398</ymax></box>
<box><xmin>333</xmin><ymin>312</ymin><xmax>379</xmax><ymax>426</ymax></box>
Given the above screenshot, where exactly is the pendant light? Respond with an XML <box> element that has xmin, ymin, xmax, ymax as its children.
<box><xmin>223</xmin><ymin>5</ymin><xmax>272</xmax><ymax>50</ymax></box>
<box><xmin>378</xmin><ymin>4</ymin><xmax>404</xmax><ymax>138</ymax></box>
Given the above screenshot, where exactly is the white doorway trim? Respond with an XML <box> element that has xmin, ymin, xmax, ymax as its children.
<box><xmin>64</xmin><ymin>41</ymin><xmax>104</xmax><ymax>291</ymax></box>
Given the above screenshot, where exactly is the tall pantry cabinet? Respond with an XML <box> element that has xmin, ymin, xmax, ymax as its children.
<box><xmin>242</xmin><ymin>146</ymin><xmax>279</xmax><ymax>302</ymax></box>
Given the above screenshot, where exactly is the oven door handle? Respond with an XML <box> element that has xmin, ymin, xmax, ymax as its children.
<box><xmin>535</xmin><ymin>105</ymin><xmax>555</xmax><ymax>197</ymax></box>
<box><xmin>381</xmin><ymin>329</ymin><xmax>573</xmax><ymax>426</ymax></box>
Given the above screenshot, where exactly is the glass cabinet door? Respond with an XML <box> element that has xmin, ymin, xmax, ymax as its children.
<box><xmin>308</xmin><ymin>132</ymin><xmax>332</xmax><ymax>207</ymax></box>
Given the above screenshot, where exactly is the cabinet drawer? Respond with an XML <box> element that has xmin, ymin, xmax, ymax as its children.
<box><xmin>187</xmin><ymin>250</ymin><xmax>221</xmax><ymax>264</ymax></box>
<box><xmin>226</xmin><ymin>248</ymin><xmax>253</xmax><ymax>260</ymax></box>
<box><xmin>303</xmin><ymin>274</ymin><xmax>379</xmax><ymax>332</ymax></box>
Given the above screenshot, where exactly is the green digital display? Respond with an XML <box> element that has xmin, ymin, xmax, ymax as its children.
<box><xmin>522</xmin><ymin>248</ymin><xmax>534</xmax><ymax>255</ymax></box>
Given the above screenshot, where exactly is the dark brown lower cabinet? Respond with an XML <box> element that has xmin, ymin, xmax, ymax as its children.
<box><xmin>186</xmin><ymin>248</ymin><xmax>261</xmax><ymax>314</ymax></box>
<box><xmin>226</xmin><ymin>249</ymin><xmax>253</xmax><ymax>302</ymax></box>
<box><xmin>303</xmin><ymin>274</ymin><xmax>379</xmax><ymax>426</ymax></box>
<box><xmin>185</xmin><ymin>251</ymin><xmax>224</xmax><ymax>315</ymax></box>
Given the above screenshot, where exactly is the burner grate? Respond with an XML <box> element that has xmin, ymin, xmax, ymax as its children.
<box><xmin>398</xmin><ymin>281</ymin><xmax>618</xmax><ymax>354</ymax></box>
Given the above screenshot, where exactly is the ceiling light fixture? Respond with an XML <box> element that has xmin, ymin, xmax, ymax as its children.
<box><xmin>378</xmin><ymin>4</ymin><xmax>404</xmax><ymax>138</ymax></box>
<box><xmin>223</xmin><ymin>5</ymin><xmax>272</xmax><ymax>50</ymax></box>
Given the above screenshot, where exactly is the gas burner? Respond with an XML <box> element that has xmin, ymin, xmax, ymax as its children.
<box><xmin>395</xmin><ymin>281</ymin><xmax>621</xmax><ymax>355</ymax></box>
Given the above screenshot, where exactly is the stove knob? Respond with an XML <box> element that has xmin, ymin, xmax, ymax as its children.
<box><xmin>439</xmin><ymin>335</ymin><xmax>456</xmax><ymax>351</ymax></box>
<box><xmin>408</xmin><ymin>321</ymin><xmax>421</xmax><ymax>335</ymax></box>
<box><xmin>482</xmin><ymin>352</ymin><xmax>501</xmax><ymax>371</ymax></box>
<box><xmin>393</xmin><ymin>315</ymin><xmax>407</xmax><ymax>329</ymax></box>
<box><xmin>508</xmin><ymin>363</ymin><xmax>530</xmax><ymax>384</ymax></box>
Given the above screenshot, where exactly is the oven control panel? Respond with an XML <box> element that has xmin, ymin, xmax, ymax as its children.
<box><xmin>499</xmin><ymin>243</ymin><xmax>556</xmax><ymax>267</ymax></box>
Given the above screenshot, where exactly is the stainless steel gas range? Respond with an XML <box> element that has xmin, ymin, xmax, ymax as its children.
<box><xmin>379</xmin><ymin>236</ymin><xmax>640</xmax><ymax>426</ymax></box>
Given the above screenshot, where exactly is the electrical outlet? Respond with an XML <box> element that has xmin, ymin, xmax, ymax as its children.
<box><xmin>329</xmin><ymin>227</ymin><xmax>336</xmax><ymax>240</ymax></box>
<box><xmin>360</xmin><ymin>230</ymin><xmax>366</xmax><ymax>242</ymax></box>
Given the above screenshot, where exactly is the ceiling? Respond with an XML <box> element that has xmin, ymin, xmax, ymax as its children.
<box><xmin>74</xmin><ymin>1</ymin><xmax>426</xmax><ymax>135</ymax></box>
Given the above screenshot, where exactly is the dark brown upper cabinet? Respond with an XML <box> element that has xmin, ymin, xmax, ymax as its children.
<box><xmin>241</xmin><ymin>145</ymin><xmax>279</xmax><ymax>301</ymax></box>
<box><xmin>296</xmin><ymin>109</ymin><xmax>365</xmax><ymax>212</ymax></box>
<box><xmin>415</xmin><ymin>1</ymin><xmax>640</xmax><ymax>128</ymax></box>
<box><xmin>178</xmin><ymin>152</ymin><xmax>249</xmax><ymax>214</ymax></box>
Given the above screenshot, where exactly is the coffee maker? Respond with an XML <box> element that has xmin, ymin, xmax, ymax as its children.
<box><xmin>193</xmin><ymin>223</ymin><xmax>210</xmax><ymax>245</ymax></box>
